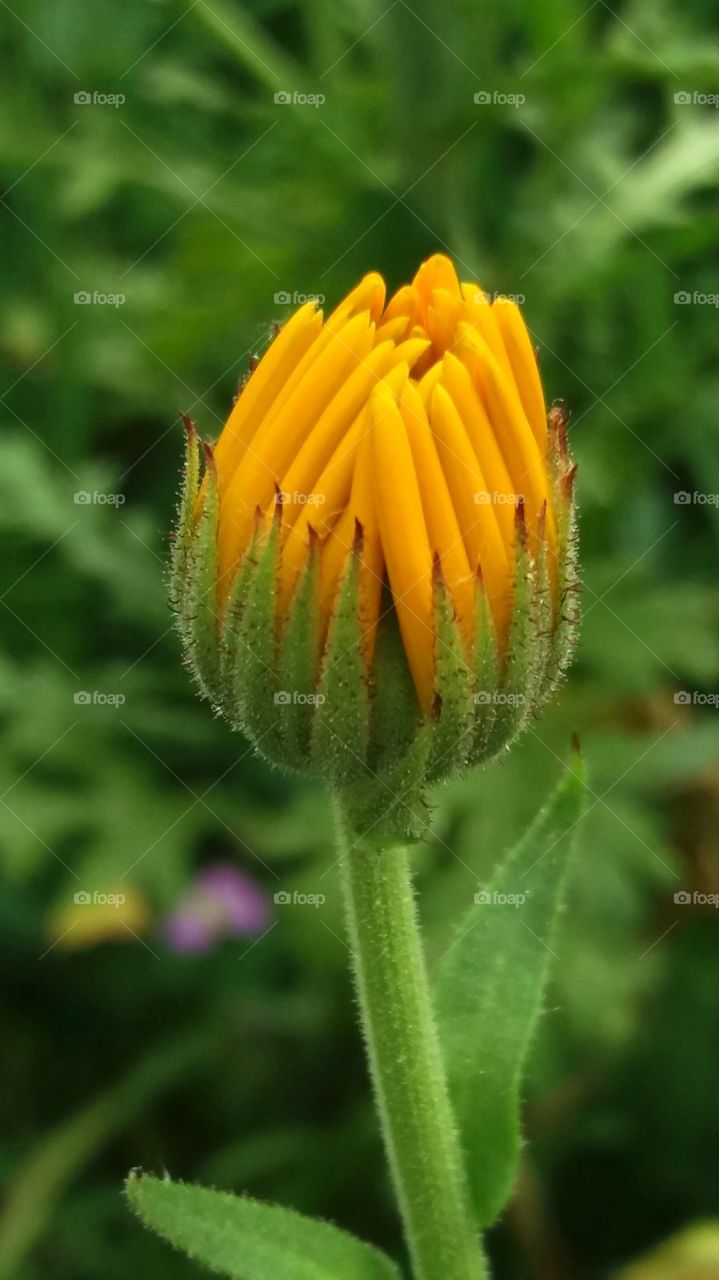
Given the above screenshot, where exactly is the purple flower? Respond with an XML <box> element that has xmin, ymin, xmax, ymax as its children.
<box><xmin>163</xmin><ymin>863</ymin><xmax>270</xmax><ymax>953</ymax></box>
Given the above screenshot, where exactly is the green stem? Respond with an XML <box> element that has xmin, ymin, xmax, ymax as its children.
<box><xmin>336</xmin><ymin>804</ymin><xmax>488</xmax><ymax>1280</ymax></box>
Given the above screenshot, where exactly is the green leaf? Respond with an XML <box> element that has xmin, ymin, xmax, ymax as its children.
<box><xmin>434</xmin><ymin>749</ymin><xmax>587</xmax><ymax>1226</ymax></box>
<box><xmin>125</xmin><ymin>1172</ymin><xmax>403</xmax><ymax>1280</ymax></box>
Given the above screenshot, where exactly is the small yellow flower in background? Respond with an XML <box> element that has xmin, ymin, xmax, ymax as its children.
<box><xmin>172</xmin><ymin>253</ymin><xmax>578</xmax><ymax>831</ymax></box>
<box><xmin>46</xmin><ymin>886</ymin><xmax>149</xmax><ymax>949</ymax></box>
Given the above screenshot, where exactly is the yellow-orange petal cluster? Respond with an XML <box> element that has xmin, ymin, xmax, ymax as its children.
<box><xmin>211</xmin><ymin>255</ymin><xmax>556</xmax><ymax>712</ymax></box>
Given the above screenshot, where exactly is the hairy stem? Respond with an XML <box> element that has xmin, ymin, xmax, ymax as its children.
<box><xmin>336</xmin><ymin>806</ymin><xmax>488</xmax><ymax>1280</ymax></box>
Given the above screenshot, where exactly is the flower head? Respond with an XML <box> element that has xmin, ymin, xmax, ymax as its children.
<box><xmin>171</xmin><ymin>255</ymin><xmax>578</xmax><ymax>829</ymax></box>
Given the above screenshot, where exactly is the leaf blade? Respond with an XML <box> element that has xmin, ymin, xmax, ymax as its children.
<box><xmin>434</xmin><ymin>750</ymin><xmax>587</xmax><ymax>1226</ymax></box>
<box><xmin>126</xmin><ymin>1172</ymin><xmax>403</xmax><ymax>1280</ymax></box>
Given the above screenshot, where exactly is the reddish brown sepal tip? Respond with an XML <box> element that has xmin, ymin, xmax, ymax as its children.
<box><xmin>201</xmin><ymin>441</ymin><xmax>216</xmax><ymax>473</ymax></box>
<box><xmin>181</xmin><ymin>413</ymin><xmax>198</xmax><ymax>443</ymax></box>
<box><xmin>272</xmin><ymin>484</ymin><xmax>284</xmax><ymax>526</ymax></box>
<box><xmin>514</xmin><ymin>496</ymin><xmax>528</xmax><ymax>547</ymax></box>
<box><xmin>549</xmin><ymin>401</ymin><xmax>570</xmax><ymax>460</ymax></box>
<box><xmin>561</xmin><ymin>462</ymin><xmax>578</xmax><ymax>502</ymax></box>
<box><xmin>432</xmin><ymin>550</ymin><xmax>445</xmax><ymax>588</ymax></box>
<box><xmin>352</xmin><ymin>517</ymin><xmax>365</xmax><ymax>558</ymax></box>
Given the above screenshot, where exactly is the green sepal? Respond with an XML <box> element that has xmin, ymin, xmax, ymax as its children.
<box><xmin>218</xmin><ymin>520</ymin><xmax>263</xmax><ymax>723</ymax></box>
<box><xmin>276</xmin><ymin>532</ymin><xmax>321</xmax><ymax>762</ymax></box>
<box><xmin>548</xmin><ymin>463</ymin><xmax>580</xmax><ymax>697</ymax></box>
<box><xmin>484</xmin><ymin>504</ymin><xmax>537</xmax><ymax>756</ymax></box>
<box><xmin>312</xmin><ymin>533</ymin><xmax>370</xmax><ymax>786</ymax></box>
<box><xmin>233</xmin><ymin>515</ymin><xmax>286</xmax><ymax>765</ymax></box>
<box><xmin>427</xmin><ymin>563</ymin><xmax>474</xmax><ymax>783</ymax></box>
<box><xmin>169</xmin><ymin>414</ymin><xmax>201</xmax><ymax>632</ymax></box>
<box><xmin>527</xmin><ymin>503</ymin><xmax>553</xmax><ymax>708</ymax></box>
<box><xmin>185</xmin><ymin>444</ymin><xmax>222</xmax><ymax>701</ymax></box>
<box><xmin>469</xmin><ymin>571</ymin><xmax>500</xmax><ymax>764</ymax></box>
<box><xmin>545</xmin><ymin>403</ymin><xmax>580</xmax><ymax>697</ymax></box>
<box><xmin>368</xmin><ymin>588</ymin><xmax>421</xmax><ymax>776</ymax></box>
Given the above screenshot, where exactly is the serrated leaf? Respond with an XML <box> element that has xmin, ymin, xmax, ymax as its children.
<box><xmin>126</xmin><ymin>1173</ymin><xmax>402</xmax><ymax>1280</ymax></box>
<box><xmin>434</xmin><ymin>750</ymin><xmax>587</xmax><ymax>1226</ymax></box>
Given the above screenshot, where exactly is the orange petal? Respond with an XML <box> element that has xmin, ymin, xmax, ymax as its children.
<box><xmin>492</xmin><ymin>297</ymin><xmax>547</xmax><ymax>449</ymax></box>
<box><xmin>429</xmin><ymin>383</ymin><xmax>511</xmax><ymax>631</ymax></box>
<box><xmin>399</xmin><ymin>381</ymin><xmax>474</xmax><ymax>655</ymax></box>
<box><xmin>369</xmin><ymin>381</ymin><xmax>434</xmax><ymax>711</ymax></box>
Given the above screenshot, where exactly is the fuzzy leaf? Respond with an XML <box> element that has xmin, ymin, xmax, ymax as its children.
<box><xmin>126</xmin><ymin>1173</ymin><xmax>402</xmax><ymax>1280</ymax></box>
<box><xmin>434</xmin><ymin>749</ymin><xmax>587</xmax><ymax>1226</ymax></box>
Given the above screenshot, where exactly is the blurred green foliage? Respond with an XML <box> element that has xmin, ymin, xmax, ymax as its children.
<box><xmin>1</xmin><ymin>0</ymin><xmax>718</xmax><ymax>1276</ymax></box>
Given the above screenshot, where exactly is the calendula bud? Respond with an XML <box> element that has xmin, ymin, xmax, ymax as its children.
<box><xmin>171</xmin><ymin>255</ymin><xmax>578</xmax><ymax>837</ymax></box>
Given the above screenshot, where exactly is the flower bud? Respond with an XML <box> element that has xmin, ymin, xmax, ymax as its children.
<box><xmin>171</xmin><ymin>256</ymin><xmax>578</xmax><ymax>832</ymax></box>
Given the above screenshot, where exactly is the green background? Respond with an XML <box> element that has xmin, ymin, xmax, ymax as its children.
<box><xmin>1</xmin><ymin>0</ymin><xmax>718</xmax><ymax>1276</ymax></box>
